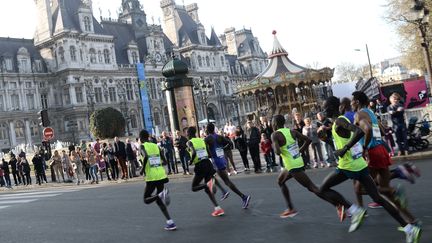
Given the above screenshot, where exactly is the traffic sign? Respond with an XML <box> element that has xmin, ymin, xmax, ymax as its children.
<box><xmin>43</xmin><ymin>127</ymin><xmax>54</xmax><ymax>140</ymax></box>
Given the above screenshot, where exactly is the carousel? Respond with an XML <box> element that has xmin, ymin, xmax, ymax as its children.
<box><xmin>236</xmin><ymin>31</ymin><xmax>334</xmax><ymax>121</ymax></box>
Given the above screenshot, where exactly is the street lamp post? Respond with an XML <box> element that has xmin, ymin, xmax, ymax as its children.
<box><xmin>194</xmin><ymin>79</ymin><xmax>213</xmax><ymax>124</ymax></box>
<box><xmin>232</xmin><ymin>94</ymin><xmax>241</xmax><ymax>127</ymax></box>
<box><xmin>355</xmin><ymin>44</ymin><xmax>374</xmax><ymax>78</ymax></box>
<box><xmin>411</xmin><ymin>0</ymin><xmax>432</xmax><ymax>95</ymax></box>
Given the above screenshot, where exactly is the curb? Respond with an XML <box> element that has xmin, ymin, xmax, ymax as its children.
<box><xmin>391</xmin><ymin>152</ymin><xmax>432</xmax><ymax>162</ymax></box>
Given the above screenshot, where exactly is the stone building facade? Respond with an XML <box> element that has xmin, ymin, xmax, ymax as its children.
<box><xmin>0</xmin><ymin>0</ymin><xmax>267</xmax><ymax>151</ymax></box>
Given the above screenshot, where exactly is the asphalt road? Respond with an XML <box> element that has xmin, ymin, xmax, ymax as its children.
<box><xmin>1</xmin><ymin>159</ymin><xmax>431</xmax><ymax>243</ymax></box>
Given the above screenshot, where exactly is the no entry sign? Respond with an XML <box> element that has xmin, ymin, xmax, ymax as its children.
<box><xmin>43</xmin><ymin>127</ymin><xmax>54</xmax><ymax>141</ymax></box>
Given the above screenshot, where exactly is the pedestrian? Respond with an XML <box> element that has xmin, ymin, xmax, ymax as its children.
<box><xmin>319</xmin><ymin>96</ymin><xmax>421</xmax><ymax>242</ymax></box>
<box><xmin>246</xmin><ymin>121</ymin><xmax>262</xmax><ymax>173</ymax></box>
<box><xmin>174</xmin><ymin>130</ymin><xmax>190</xmax><ymax>175</ymax></box>
<box><xmin>260</xmin><ymin>133</ymin><xmax>274</xmax><ymax>173</ymax></box>
<box><xmin>17</xmin><ymin>157</ymin><xmax>25</xmax><ymax>185</ymax></box>
<box><xmin>71</xmin><ymin>150</ymin><xmax>84</xmax><ymax>185</ymax></box>
<box><xmin>205</xmin><ymin>123</ymin><xmax>251</xmax><ymax>209</ymax></box>
<box><xmin>234</xmin><ymin>127</ymin><xmax>250</xmax><ymax>172</ymax></box>
<box><xmin>51</xmin><ymin>150</ymin><xmax>64</xmax><ymax>183</ymax></box>
<box><xmin>186</xmin><ymin>126</ymin><xmax>225</xmax><ymax>217</ymax></box>
<box><xmin>106</xmin><ymin>143</ymin><xmax>118</xmax><ymax>180</ymax></box>
<box><xmin>21</xmin><ymin>158</ymin><xmax>32</xmax><ymax>186</ymax></box>
<box><xmin>62</xmin><ymin>150</ymin><xmax>74</xmax><ymax>181</ymax></box>
<box><xmin>387</xmin><ymin>92</ymin><xmax>409</xmax><ymax>156</ymax></box>
<box><xmin>100</xmin><ymin>143</ymin><xmax>112</xmax><ymax>181</ymax></box>
<box><xmin>0</xmin><ymin>165</ymin><xmax>4</xmax><ymax>187</ymax></box>
<box><xmin>126</xmin><ymin>139</ymin><xmax>137</xmax><ymax>178</ymax></box>
<box><xmin>302</xmin><ymin>117</ymin><xmax>324</xmax><ymax>168</ymax></box>
<box><xmin>317</xmin><ymin>112</ymin><xmax>336</xmax><ymax>167</ymax></box>
<box><xmin>260</xmin><ymin>116</ymin><xmax>277</xmax><ymax>168</ymax></box>
<box><xmin>160</xmin><ymin>131</ymin><xmax>176</xmax><ymax>174</ymax></box>
<box><xmin>1</xmin><ymin>158</ymin><xmax>11</xmax><ymax>188</ymax></box>
<box><xmin>293</xmin><ymin>112</ymin><xmax>310</xmax><ymax>168</ymax></box>
<box><xmin>9</xmin><ymin>153</ymin><xmax>20</xmax><ymax>186</ymax></box>
<box><xmin>114</xmin><ymin>137</ymin><xmax>128</xmax><ymax>180</ymax></box>
<box><xmin>32</xmin><ymin>152</ymin><xmax>45</xmax><ymax>186</ymax></box>
<box><xmin>223</xmin><ymin>132</ymin><xmax>237</xmax><ymax>175</ymax></box>
<box><xmin>139</xmin><ymin>129</ymin><xmax>176</xmax><ymax>231</ymax></box>
<box><xmin>87</xmin><ymin>145</ymin><xmax>99</xmax><ymax>184</ymax></box>
<box><xmin>383</xmin><ymin>120</ymin><xmax>396</xmax><ymax>156</ymax></box>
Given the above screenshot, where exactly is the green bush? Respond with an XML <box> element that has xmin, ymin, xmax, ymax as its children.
<box><xmin>90</xmin><ymin>107</ymin><xmax>126</xmax><ymax>139</ymax></box>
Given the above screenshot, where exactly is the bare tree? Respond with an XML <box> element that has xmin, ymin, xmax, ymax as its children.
<box><xmin>384</xmin><ymin>0</ymin><xmax>432</xmax><ymax>71</ymax></box>
<box><xmin>334</xmin><ymin>62</ymin><xmax>364</xmax><ymax>83</ymax></box>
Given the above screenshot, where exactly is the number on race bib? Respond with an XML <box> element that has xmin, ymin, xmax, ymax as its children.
<box><xmin>149</xmin><ymin>156</ymin><xmax>161</xmax><ymax>167</ymax></box>
<box><xmin>196</xmin><ymin>149</ymin><xmax>208</xmax><ymax>160</ymax></box>
<box><xmin>372</xmin><ymin>125</ymin><xmax>382</xmax><ymax>140</ymax></box>
<box><xmin>216</xmin><ymin>148</ymin><xmax>225</xmax><ymax>158</ymax></box>
<box><xmin>350</xmin><ymin>143</ymin><xmax>363</xmax><ymax>159</ymax></box>
<box><xmin>287</xmin><ymin>143</ymin><xmax>300</xmax><ymax>159</ymax></box>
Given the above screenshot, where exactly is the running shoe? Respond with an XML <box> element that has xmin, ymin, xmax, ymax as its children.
<box><xmin>404</xmin><ymin>163</ymin><xmax>421</xmax><ymax>177</ymax></box>
<box><xmin>336</xmin><ymin>205</ymin><xmax>346</xmax><ymax>222</ymax></box>
<box><xmin>368</xmin><ymin>202</ymin><xmax>383</xmax><ymax>209</ymax></box>
<box><xmin>221</xmin><ymin>191</ymin><xmax>230</xmax><ymax>201</ymax></box>
<box><xmin>397</xmin><ymin>165</ymin><xmax>416</xmax><ymax>184</ymax></box>
<box><xmin>398</xmin><ymin>224</ymin><xmax>422</xmax><ymax>243</ymax></box>
<box><xmin>348</xmin><ymin>208</ymin><xmax>366</xmax><ymax>233</ymax></box>
<box><xmin>211</xmin><ymin>208</ymin><xmax>225</xmax><ymax>217</ymax></box>
<box><xmin>395</xmin><ymin>184</ymin><xmax>408</xmax><ymax>209</ymax></box>
<box><xmin>280</xmin><ymin>209</ymin><xmax>298</xmax><ymax>218</ymax></box>
<box><xmin>164</xmin><ymin>222</ymin><xmax>177</xmax><ymax>231</ymax></box>
<box><xmin>242</xmin><ymin>195</ymin><xmax>251</xmax><ymax>209</ymax></box>
<box><xmin>207</xmin><ymin>178</ymin><xmax>215</xmax><ymax>194</ymax></box>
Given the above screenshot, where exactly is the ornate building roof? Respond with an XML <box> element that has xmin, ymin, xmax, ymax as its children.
<box><xmin>237</xmin><ymin>31</ymin><xmax>334</xmax><ymax>94</ymax></box>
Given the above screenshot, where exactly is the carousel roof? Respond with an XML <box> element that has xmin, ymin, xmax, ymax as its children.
<box><xmin>259</xmin><ymin>30</ymin><xmax>307</xmax><ymax>77</ymax></box>
<box><xmin>237</xmin><ymin>31</ymin><xmax>334</xmax><ymax>94</ymax></box>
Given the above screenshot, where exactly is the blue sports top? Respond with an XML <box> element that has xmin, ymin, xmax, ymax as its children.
<box><xmin>207</xmin><ymin>133</ymin><xmax>227</xmax><ymax>164</ymax></box>
<box><xmin>360</xmin><ymin>108</ymin><xmax>384</xmax><ymax>149</ymax></box>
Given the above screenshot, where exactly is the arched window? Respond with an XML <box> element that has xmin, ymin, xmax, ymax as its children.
<box><xmin>30</xmin><ymin>121</ymin><xmax>39</xmax><ymax>137</ymax></box>
<box><xmin>132</xmin><ymin>52</ymin><xmax>138</xmax><ymax>63</ymax></box>
<box><xmin>83</xmin><ymin>16</ymin><xmax>91</xmax><ymax>31</ymax></box>
<box><xmin>153</xmin><ymin>109</ymin><xmax>160</xmax><ymax>126</ymax></box>
<box><xmin>0</xmin><ymin>123</ymin><xmax>8</xmax><ymax>141</ymax></box>
<box><xmin>98</xmin><ymin>51</ymin><xmax>103</xmax><ymax>63</ymax></box>
<box><xmin>58</xmin><ymin>47</ymin><xmax>65</xmax><ymax>63</ymax></box>
<box><xmin>89</xmin><ymin>48</ymin><xmax>96</xmax><ymax>63</ymax></box>
<box><xmin>14</xmin><ymin>121</ymin><xmax>25</xmax><ymax>138</ymax></box>
<box><xmin>205</xmin><ymin>56</ymin><xmax>210</xmax><ymax>66</ymax></box>
<box><xmin>70</xmin><ymin>46</ymin><xmax>77</xmax><ymax>62</ymax></box>
<box><xmin>198</xmin><ymin>55</ymin><xmax>202</xmax><ymax>67</ymax></box>
<box><xmin>103</xmin><ymin>49</ymin><xmax>110</xmax><ymax>64</ymax></box>
<box><xmin>220</xmin><ymin>56</ymin><xmax>224</xmax><ymax>66</ymax></box>
<box><xmin>130</xmin><ymin>114</ymin><xmax>138</xmax><ymax>129</ymax></box>
<box><xmin>212</xmin><ymin>57</ymin><xmax>216</xmax><ymax>67</ymax></box>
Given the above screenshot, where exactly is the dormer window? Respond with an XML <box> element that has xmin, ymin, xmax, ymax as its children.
<box><xmin>70</xmin><ymin>46</ymin><xmax>77</xmax><ymax>62</ymax></box>
<box><xmin>131</xmin><ymin>52</ymin><xmax>138</xmax><ymax>64</ymax></box>
<box><xmin>89</xmin><ymin>48</ymin><xmax>96</xmax><ymax>63</ymax></box>
<box><xmin>103</xmin><ymin>49</ymin><xmax>110</xmax><ymax>64</ymax></box>
<box><xmin>4</xmin><ymin>58</ymin><xmax>13</xmax><ymax>71</ymax></box>
<box><xmin>58</xmin><ymin>47</ymin><xmax>65</xmax><ymax>63</ymax></box>
<box><xmin>83</xmin><ymin>16</ymin><xmax>92</xmax><ymax>32</ymax></box>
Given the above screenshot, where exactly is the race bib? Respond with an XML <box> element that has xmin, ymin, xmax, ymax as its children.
<box><xmin>216</xmin><ymin>148</ymin><xmax>225</xmax><ymax>158</ymax></box>
<box><xmin>350</xmin><ymin>143</ymin><xmax>363</xmax><ymax>159</ymax></box>
<box><xmin>149</xmin><ymin>156</ymin><xmax>161</xmax><ymax>167</ymax></box>
<box><xmin>287</xmin><ymin>143</ymin><xmax>300</xmax><ymax>159</ymax></box>
<box><xmin>372</xmin><ymin>124</ymin><xmax>382</xmax><ymax>140</ymax></box>
<box><xmin>196</xmin><ymin>148</ymin><xmax>208</xmax><ymax>160</ymax></box>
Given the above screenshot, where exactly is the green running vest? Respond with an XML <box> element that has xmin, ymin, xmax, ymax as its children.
<box><xmin>189</xmin><ymin>138</ymin><xmax>208</xmax><ymax>164</ymax></box>
<box><xmin>141</xmin><ymin>142</ymin><xmax>167</xmax><ymax>182</ymax></box>
<box><xmin>277</xmin><ymin>128</ymin><xmax>304</xmax><ymax>171</ymax></box>
<box><xmin>332</xmin><ymin>116</ymin><xmax>367</xmax><ymax>172</ymax></box>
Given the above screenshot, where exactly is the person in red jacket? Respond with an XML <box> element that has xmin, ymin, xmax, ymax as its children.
<box><xmin>260</xmin><ymin>133</ymin><xmax>274</xmax><ymax>172</ymax></box>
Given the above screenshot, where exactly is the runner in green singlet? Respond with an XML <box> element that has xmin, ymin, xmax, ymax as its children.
<box><xmin>139</xmin><ymin>129</ymin><xmax>176</xmax><ymax>231</ymax></box>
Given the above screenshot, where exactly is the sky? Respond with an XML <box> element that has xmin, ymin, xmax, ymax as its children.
<box><xmin>0</xmin><ymin>0</ymin><xmax>400</xmax><ymax>71</ymax></box>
